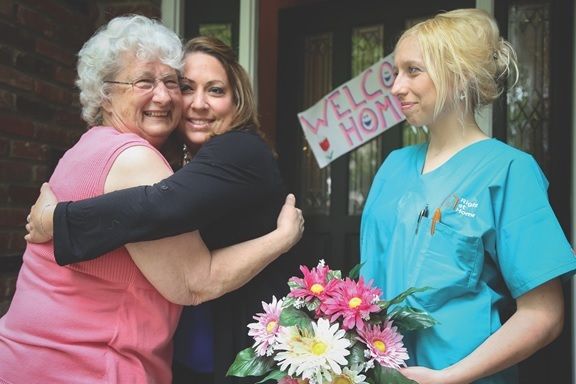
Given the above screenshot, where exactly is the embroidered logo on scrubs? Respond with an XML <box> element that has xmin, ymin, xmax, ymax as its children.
<box><xmin>441</xmin><ymin>194</ymin><xmax>478</xmax><ymax>218</ymax></box>
<box><xmin>455</xmin><ymin>197</ymin><xmax>478</xmax><ymax>218</ymax></box>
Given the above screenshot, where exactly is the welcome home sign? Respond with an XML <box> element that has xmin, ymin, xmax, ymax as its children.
<box><xmin>298</xmin><ymin>53</ymin><xmax>405</xmax><ymax>168</ymax></box>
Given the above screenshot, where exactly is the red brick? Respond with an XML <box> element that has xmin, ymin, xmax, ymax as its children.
<box><xmin>7</xmin><ymin>184</ymin><xmax>40</xmax><ymax>205</ymax></box>
<box><xmin>0</xmin><ymin>259</ymin><xmax>21</xmax><ymax>314</ymax></box>
<box><xmin>33</xmin><ymin>164</ymin><xmax>51</xmax><ymax>182</ymax></box>
<box><xmin>0</xmin><ymin>114</ymin><xmax>35</xmax><ymax>137</ymax></box>
<box><xmin>9</xmin><ymin>140</ymin><xmax>48</xmax><ymax>161</ymax></box>
<box><xmin>0</xmin><ymin>273</ymin><xmax>18</xmax><ymax>301</ymax></box>
<box><xmin>63</xmin><ymin>92</ymin><xmax>75</xmax><ymax>106</ymax></box>
<box><xmin>0</xmin><ymin>160</ymin><xmax>33</xmax><ymax>182</ymax></box>
<box><xmin>34</xmin><ymin>80</ymin><xmax>70</xmax><ymax>105</ymax></box>
<box><xmin>53</xmin><ymin>65</ymin><xmax>76</xmax><ymax>87</ymax></box>
<box><xmin>0</xmin><ymin>0</ymin><xmax>14</xmax><ymax>17</ymax></box>
<box><xmin>0</xmin><ymin>184</ymin><xmax>7</xmax><ymax>199</ymax></box>
<box><xmin>0</xmin><ymin>232</ymin><xmax>9</xmax><ymax>249</ymax></box>
<box><xmin>53</xmin><ymin>109</ymin><xmax>83</xmax><ymax>128</ymax></box>
<box><xmin>102</xmin><ymin>4</ymin><xmax>161</xmax><ymax>21</ymax></box>
<box><xmin>0</xmin><ymin>45</ymin><xmax>14</xmax><ymax>66</ymax></box>
<box><xmin>51</xmin><ymin>17</ymin><xmax>94</xmax><ymax>51</ymax></box>
<box><xmin>15</xmin><ymin>51</ymin><xmax>55</xmax><ymax>79</ymax></box>
<box><xmin>9</xmin><ymin>232</ymin><xmax>26</xmax><ymax>251</ymax></box>
<box><xmin>0</xmin><ymin>89</ymin><xmax>15</xmax><ymax>110</ymax></box>
<box><xmin>0</xmin><ymin>22</ymin><xmax>35</xmax><ymax>51</ymax></box>
<box><xmin>67</xmin><ymin>126</ymin><xmax>85</xmax><ymax>142</ymax></box>
<box><xmin>18</xmin><ymin>1</ymin><xmax>94</xmax><ymax>50</ymax></box>
<box><xmin>15</xmin><ymin>95</ymin><xmax>55</xmax><ymax>121</ymax></box>
<box><xmin>0</xmin><ymin>207</ymin><xmax>28</xmax><ymax>227</ymax></box>
<box><xmin>34</xmin><ymin>123</ymin><xmax>69</xmax><ymax>144</ymax></box>
<box><xmin>16</xmin><ymin>4</ymin><xmax>56</xmax><ymax>39</ymax></box>
<box><xmin>0</xmin><ymin>65</ymin><xmax>35</xmax><ymax>92</ymax></box>
<box><xmin>35</xmin><ymin>39</ymin><xmax>76</xmax><ymax>67</ymax></box>
<box><xmin>19</xmin><ymin>0</ymin><xmax>77</xmax><ymax>25</ymax></box>
<box><xmin>0</xmin><ymin>138</ymin><xmax>8</xmax><ymax>155</ymax></box>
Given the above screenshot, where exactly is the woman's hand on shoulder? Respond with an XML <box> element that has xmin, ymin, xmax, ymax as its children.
<box><xmin>25</xmin><ymin>182</ymin><xmax>57</xmax><ymax>243</ymax></box>
<box><xmin>276</xmin><ymin>193</ymin><xmax>304</xmax><ymax>253</ymax></box>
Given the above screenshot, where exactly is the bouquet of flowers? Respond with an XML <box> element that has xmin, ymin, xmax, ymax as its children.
<box><xmin>227</xmin><ymin>260</ymin><xmax>436</xmax><ymax>384</ymax></box>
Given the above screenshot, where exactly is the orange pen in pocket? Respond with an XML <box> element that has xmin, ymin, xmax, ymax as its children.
<box><xmin>431</xmin><ymin>208</ymin><xmax>441</xmax><ymax>235</ymax></box>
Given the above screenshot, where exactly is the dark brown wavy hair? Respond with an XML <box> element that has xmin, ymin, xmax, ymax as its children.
<box><xmin>184</xmin><ymin>36</ymin><xmax>263</xmax><ymax>135</ymax></box>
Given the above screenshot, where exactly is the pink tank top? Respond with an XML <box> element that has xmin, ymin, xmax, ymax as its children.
<box><xmin>0</xmin><ymin>126</ymin><xmax>182</xmax><ymax>384</ymax></box>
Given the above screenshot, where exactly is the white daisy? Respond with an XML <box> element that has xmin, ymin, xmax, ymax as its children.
<box><xmin>330</xmin><ymin>367</ymin><xmax>368</xmax><ymax>384</ymax></box>
<box><xmin>274</xmin><ymin>318</ymin><xmax>351</xmax><ymax>384</ymax></box>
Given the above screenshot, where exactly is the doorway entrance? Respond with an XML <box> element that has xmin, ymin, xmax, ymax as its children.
<box><xmin>275</xmin><ymin>1</ymin><xmax>573</xmax><ymax>382</ymax></box>
<box><xmin>276</xmin><ymin>0</ymin><xmax>472</xmax><ymax>272</ymax></box>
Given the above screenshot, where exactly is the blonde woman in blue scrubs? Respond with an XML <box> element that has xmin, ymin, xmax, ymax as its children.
<box><xmin>360</xmin><ymin>8</ymin><xmax>576</xmax><ymax>384</ymax></box>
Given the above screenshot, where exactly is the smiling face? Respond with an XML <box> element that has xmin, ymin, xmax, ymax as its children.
<box><xmin>102</xmin><ymin>54</ymin><xmax>182</xmax><ymax>148</ymax></box>
<box><xmin>179</xmin><ymin>52</ymin><xmax>236</xmax><ymax>148</ymax></box>
<box><xmin>391</xmin><ymin>35</ymin><xmax>438</xmax><ymax>128</ymax></box>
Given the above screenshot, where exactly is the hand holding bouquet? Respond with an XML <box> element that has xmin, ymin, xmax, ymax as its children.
<box><xmin>228</xmin><ymin>260</ymin><xmax>436</xmax><ymax>384</ymax></box>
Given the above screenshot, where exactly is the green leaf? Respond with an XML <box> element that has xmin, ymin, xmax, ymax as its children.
<box><xmin>304</xmin><ymin>299</ymin><xmax>321</xmax><ymax>312</ymax></box>
<box><xmin>282</xmin><ymin>296</ymin><xmax>297</xmax><ymax>308</ymax></box>
<box><xmin>372</xmin><ymin>365</ymin><xmax>419</xmax><ymax>384</ymax></box>
<box><xmin>377</xmin><ymin>299</ymin><xmax>391</xmax><ymax>313</ymax></box>
<box><xmin>388</xmin><ymin>306</ymin><xmax>438</xmax><ymax>332</ymax></box>
<box><xmin>328</xmin><ymin>269</ymin><xmax>342</xmax><ymax>280</ymax></box>
<box><xmin>287</xmin><ymin>281</ymin><xmax>300</xmax><ymax>290</ymax></box>
<box><xmin>348</xmin><ymin>341</ymin><xmax>367</xmax><ymax>367</ymax></box>
<box><xmin>347</xmin><ymin>262</ymin><xmax>364</xmax><ymax>279</ymax></box>
<box><xmin>279</xmin><ymin>306</ymin><xmax>314</xmax><ymax>333</ymax></box>
<box><xmin>388</xmin><ymin>286</ymin><xmax>432</xmax><ymax>306</ymax></box>
<box><xmin>256</xmin><ymin>369</ymin><xmax>287</xmax><ymax>383</ymax></box>
<box><xmin>226</xmin><ymin>348</ymin><xmax>275</xmax><ymax>377</ymax></box>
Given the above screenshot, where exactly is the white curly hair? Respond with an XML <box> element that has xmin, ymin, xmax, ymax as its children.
<box><xmin>76</xmin><ymin>14</ymin><xmax>183</xmax><ymax>126</ymax></box>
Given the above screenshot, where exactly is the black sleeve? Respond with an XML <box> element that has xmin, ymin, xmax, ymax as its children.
<box><xmin>53</xmin><ymin>130</ymin><xmax>280</xmax><ymax>266</ymax></box>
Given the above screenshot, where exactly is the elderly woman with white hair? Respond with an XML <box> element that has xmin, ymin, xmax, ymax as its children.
<box><xmin>0</xmin><ymin>15</ymin><xmax>303</xmax><ymax>383</ymax></box>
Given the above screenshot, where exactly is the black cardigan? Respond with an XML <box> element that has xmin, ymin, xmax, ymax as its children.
<box><xmin>54</xmin><ymin>129</ymin><xmax>281</xmax><ymax>263</ymax></box>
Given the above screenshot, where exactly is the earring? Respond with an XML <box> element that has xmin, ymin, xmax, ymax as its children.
<box><xmin>183</xmin><ymin>143</ymin><xmax>191</xmax><ymax>165</ymax></box>
<box><xmin>460</xmin><ymin>92</ymin><xmax>466</xmax><ymax>101</ymax></box>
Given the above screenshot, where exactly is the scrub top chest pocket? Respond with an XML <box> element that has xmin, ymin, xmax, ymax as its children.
<box><xmin>408</xmin><ymin>214</ymin><xmax>484</xmax><ymax>312</ymax></box>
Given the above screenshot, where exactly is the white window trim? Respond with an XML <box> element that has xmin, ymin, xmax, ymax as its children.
<box><xmin>239</xmin><ymin>0</ymin><xmax>259</xmax><ymax>101</ymax></box>
<box><xmin>161</xmin><ymin>0</ymin><xmax>183</xmax><ymax>36</ymax></box>
<box><xmin>161</xmin><ymin>0</ymin><xmax>258</xmax><ymax>100</ymax></box>
<box><xmin>475</xmin><ymin>0</ymin><xmax>494</xmax><ymax>137</ymax></box>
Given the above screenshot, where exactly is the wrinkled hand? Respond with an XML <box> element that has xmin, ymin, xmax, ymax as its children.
<box><xmin>24</xmin><ymin>182</ymin><xmax>57</xmax><ymax>243</ymax></box>
<box><xmin>400</xmin><ymin>366</ymin><xmax>449</xmax><ymax>384</ymax></box>
<box><xmin>276</xmin><ymin>193</ymin><xmax>304</xmax><ymax>252</ymax></box>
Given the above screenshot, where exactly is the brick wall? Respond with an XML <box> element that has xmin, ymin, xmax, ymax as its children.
<box><xmin>0</xmin><ymin>0</ymin><xmax>161</xmax><ymax>316</ymax></box>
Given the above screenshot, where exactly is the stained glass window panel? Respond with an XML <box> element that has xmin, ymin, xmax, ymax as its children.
<box><xmin>348</xmin><ymin>25</ymin><xmax>384</xmax><ymax>215</ymax></box>
<box><xmin>507</xmin><ymin>3</ymin><xmax>550</xmax><ymax>172</ymax></box>
<box><xmin>301</xmin><ymin>33</ymin><xmax>333</xmax><ymax>215</ymax></box>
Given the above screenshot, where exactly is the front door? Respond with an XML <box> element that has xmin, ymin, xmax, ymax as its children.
<box><xmin>276</xmin><ymin>0</ymin><xmax>472</xmax><ymax>273</ymax></box>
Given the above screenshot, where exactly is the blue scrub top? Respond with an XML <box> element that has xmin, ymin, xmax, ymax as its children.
<box><xmin>360</xmin><ymin>138</ymin><xmax>576</xmax><ymax>384</ymax></box>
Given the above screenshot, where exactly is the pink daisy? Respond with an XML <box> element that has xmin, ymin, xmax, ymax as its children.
<box><xmin>247</xmin><ymin>296</ymin><xmax>284</xmax><ymax>356</ymax></box>
<box><xmin>319</xmin><ymin>277</ymin><xmax>381</xmax><ymax>330</ymax></box>
<box><xmin>288</xmin><ymin>262</ymin><xmax>333</xmax><ymax>302</ymax></box>
<box><xmin>357</xmin><ymin>320</ymin><xmax>409</xmax><ymax>370</ymax></box>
